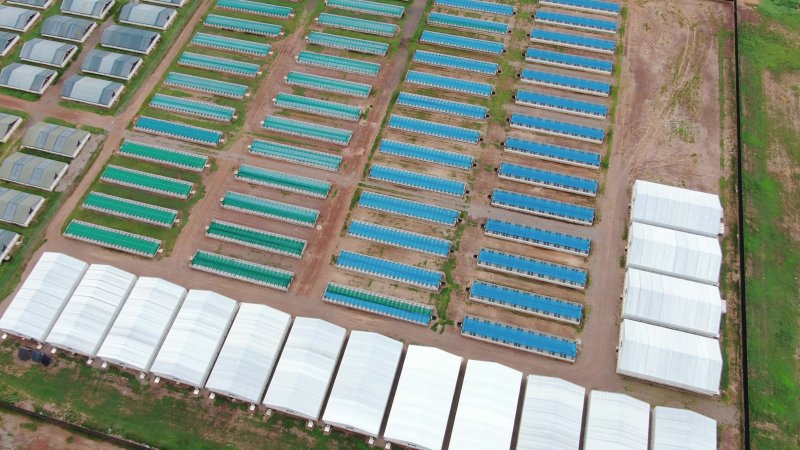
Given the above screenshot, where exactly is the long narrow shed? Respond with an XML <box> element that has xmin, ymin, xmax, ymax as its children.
<box><xmin>262</xmin><ymin>317</ymin><xmax>346</xmax><ymax>421</ymax></box>
<box><xmin>96</xmin><ymin>277</ymin><xmax>187</xmax><ymax>372</ymax></box>
<box><xmin>0</xmin><ymin>252</ymin><xmax>88</xmax><ymax>342</ymax></box>
<box><xmin>149</xmin><ymin>290</ymin><xmax>238</xmax><ymax>388</ymax></box>
<box><xmin>0</xmin><ymin>187</ymin><xmax>45</xmax><ymax>227</ymax></box>
<box><xmin>651</xmin><ymin>406</ymin><xmax>717</xmax><ymax>450</ymax></box>
<box><xmin>382</xmin><ymin>345</ymin><xmax>462</xmax><ymax>450</ymax></box>
<box><xmin>322</xmin><ymin>331</ymin><xmax>403</xmax><ymax>438</ymax></box>
<box><xmin>0</xmin><ymin>153</ymin><xmax>69</xmax><ymax>191</ymax></box>
<box><xmin>204</xmin><ymin>303</ymin><xmax>291</xmax><ymax>404</ymax></box>
<box><xmin>45</xmin><ymin>265</ymin><xmax>136</xmax><ymax>357</ymax></box>
<box><xmin>516</xmin><ymin>375</ymin><xmax>586</xmax><ymax>449</ymax></box>
<box><xmin>631</xmin><ymin>180</ymin><xmax>723</xmax><ymax>237</ymax></box>
<box><xmin>583</xmin><ymin>390</ymin><xmax>650</xmax><ymax>450</ymax></box>
<box><xmin>22</xmin><ymin>122</ymin><xmax>91</xmax><ymax>158</ymax></box>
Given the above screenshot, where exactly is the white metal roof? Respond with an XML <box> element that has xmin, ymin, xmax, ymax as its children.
<box><xmin>651</xmin><ymin>406</ymin><xmax>717</xmax><ymax>450</ymax></box>
<box><xmin>262</xmin><ymin>317</ymin><xmax>346</xmax><ymax>420</ymax></box>
<box><xmin>617</xmin><ymin>320</ymin><xmax>722</xmax><ymax>396</ymax></box>
<box><xmin>96</xmin><ymin>277</ymin><xmax>186</xmax><ymax>372</ymax></box>
<box><xmin>0</xmin><ymin>252</ymin><xmax>88</xmax><ymax>341</ymax></box>
<box><xmin>45</xmin><ymin>264</ymin><xmax>135</xmax><ymax>356</ymax></box>
<box><xmin>516</xmin><ymin>375</ymin><xmax>586</xmax><ymax>450</ymax></box>
<box><xmin>631</xmin><ymin>180</ymin><xmax>723</xmax><ymax>237</ymax></box>
<box><xmin>204</xmin><ymin>303</ymin><xmax>291</xmax><ymax>404</ymax></box>
<box><xmin>149</xmin><ymin>290</ymin><xmax>238</xmax><ymax>388</ymax></box>
<box><xmin>449</xmin><ymin>360</ymin><xmax>522</xmax><ymax>450</ymax></box>
<box><xmin>583</xmin><ymin>390</ymin><xmax>650</xmax><ymax>450</ymax></box>
<box><xmin>627</xmin><ymin>222</ymin><xmax>721</xmax><ymax>285</ymax></box>
<box><xmin>623</xmin><ymin>268</ymin><xmax>723</xmax><ymax>337</ymax></box>
<box><xmin>322</xmin><ymin>331</ymin><xmax>402</xmax><ymax>438</ymax></box>
<box><xmin>383</xmin><ymin>346</ymin><xmax>462</xmax><ymax>450</ymax></box>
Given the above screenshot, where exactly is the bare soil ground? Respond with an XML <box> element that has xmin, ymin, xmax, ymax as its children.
<box><xmin>0</xmin><ymin>410</ymin><xmax>122</xmax><ymax>450</ymax></box>
<box><xmin>0</xmin><ymin>0</ymin><xmax>743</xmax><ymax>446</ymax></box>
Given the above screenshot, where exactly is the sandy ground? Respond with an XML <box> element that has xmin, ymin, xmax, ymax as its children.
<box><xmin>0</xmin><ymin>0</ymin><xmax>742</xmax><ymax>445</ymax></box>
<box><xmin>0</xmin><ymin>409</ymin><xmax>122</xmax><ymax>450</ymax></box>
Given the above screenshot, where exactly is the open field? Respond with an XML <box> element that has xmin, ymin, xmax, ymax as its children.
<box><xmin>0</xmin><ymin>0</ymin><xmax>750</xmax><ymax>447</ymax></box>
<box><xmin>738</xmin><ymin>0</ymin><xmax>800</xmax><ymax>448</ymax></box>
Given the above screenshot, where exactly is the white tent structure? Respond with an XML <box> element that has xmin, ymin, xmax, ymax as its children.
<box><xmin>583</xmin><ymin>390</ymin><xmax>650</xmax><ymax>450</ymax></box>
<box><xmin>651</xmin><ymin>406</ymin><xmax>717</xmax><ymax>450</ymax></box>
<box><xmin>623</xmin><ymin>268</ymin><xmax>723</xmax><ymax>337</ymax></box>
<box><xmin>322</xmin><ymin>331</ymin><xmax>402</xmax><ymax>438</ymax></box>
<box><xmin>262</xmin><ymin>317</ymin><xmax>346</xmax><ymax>421</ymax></box>
<box><xmin>617</xmin><ymin>320</ymin><xmax>722</xmax><ymax>396</ymax></box>
<box><xmin>204</xmin><ymin>304</ymin><xmax>291</xmax><ymax>404</ymax></box>
<box><xmin>45</xmin><ymin>265</ymin><xmax>135</xmax><ymax>357</ymax></box>
<box><xmin>96</xmin><ymin>277</ymin><xmax>186</xmax><ymax>372</ymax></box>
<box><xmin>150</xmin><ymin>290</ymin><xmax>238</xmax><ymax>388</ymax></box>
<box><xmin>0</xmin><ymin>252</ymin><xmax>88</xmax><ymax>342</ymax></box>
<box><xmin>516</xmin><ymin>375</ymin><xmax>586</xmax><ymax>450</ymax></box>
<box><xmin>448</xmin><ymin>360</ymin><xmax>522</xmax><ymax>450</ymax></box>
<box><xmin>626</xmin><ymin>222</ymin><xmax>721</xmax><ymax>285</ymax></box>
<box><xmin>631</xmin><ymin>180</ymin><xmax>723</xmax><ymax>237</ymax></box>
<box><xmin>383</xmin><ymin>346</ymin><xmax>462</xmax><ymax>450</ymax></box>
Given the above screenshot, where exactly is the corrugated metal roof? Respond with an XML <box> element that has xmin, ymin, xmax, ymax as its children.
<box><xmin>81</xmin><ymin>49</ymin><xmax>142</xmax><ymax>79</ymax></box>
<box><xmin>100</xmin><ymin>25</ymin><xmax>160</xmax><ymax>54</ymax></box>
<box><xmin>0</xmin><ymin>63</ymin><xmax>56</xmax><ymax>93</ymax></box>
<box><xmin>0</xmin><ymin>187</ymin><xmax>44</xmax><ymax>227</ymax></box>
<box><xmin>0</xmin><ymin>6</ymin><xmax>40</xmax><ymax>31</ymax></box>
<box><xmin>41</xmin><ymin>15</ymin><xmax>95</xmax><ymax>42</ymax></box>
<box><xmin>22</xmin><ymin>122</ymin><xmax>91</xmax><ymax>157</ymax></box>
<box><xmin>119</xmin><ymin>3</ymin><xmax>176</xmax><ymax>28</ymax></box>
<box><xmin>61</xmin><ymin>75</ymin><xmax>124</xmax><ymax>108</ymax></box>
<box><xmin>61</xmin><ymin>0</ymin><xmax>113</xmax><ymax>18</ymax></box>
<box><xmin>0</xmin><ymin>152</ymin><xmax>69</xmax><ymax>191</ymax></box>
<box><xmin>20</xmin><ymin>38</ymin><xmax>77</xmax><ymax>67</ymax></box>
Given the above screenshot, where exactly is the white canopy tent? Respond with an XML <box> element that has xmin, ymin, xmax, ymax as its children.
<box><xmin>631</xmin><ymin>180</ymin><xmax>723</xmax><ymax>237</ymax></box>
<box><xmin>617</xmin><ymin>320</ymin><xmax>722</xmax><ymax>396</ymax></box>
<box><xmin>623</xmin><ymin>268</ymin><xmax>723</xmax><ymax>337</ymax></box>
<box><xmin>627</xmin><ymin>222</ymin><xmax>721</xmax><ymax>285</ymax></box>
<box><xmin>651</xmin><ymin>406</ymin><xmax>717</xmax><ymax>450</ymax></box>
<box><xmin>448</xmin><ymin>360</ymin><xmax>522</xmax><ymax>450</ymax></box>
<box><xmin>583</xmin><ymin>390</ymin><xmax>650</xmax><ymax>450</ymax></box>
<box><xmin>0</xmin><ymin>252</ymin><xmax>88</xmax><ymax>341</ymax></box>
<box><xmin>383</xmin><ymin>346</ymin><xmax>462</xmax><ymax>450</ymax></box>
<box><xmin>204</xmin><ymin>303</ymin><xmax>291</xmax><ymax>404</ymax></box>
<box><xmin>516</xmin><ymin>375</ymin><xmax>586</xmax><ymax>450</ymax></box>
<box><xmin>150</xmin><ymin>290</ymin><xmax>238</xmax><ymax>388</ymax></box>
<box><xmin>262</xmin><ymin>317</ymin><xmax>346</xmax><ymax>421</ymax></box>
<box><xmin>322</xmin><ymin>331</ymin><xmax>402</xmax><ymax>438</ymax></box>
<box><xmin>96</xmin><ymin>277</ymin><xmax>186</xmax><ymax>372</ymax></box>
<box><xmin>45</xmin><ymin>264</ymin><xmax>135</xmax><ymax>356</ymax></box>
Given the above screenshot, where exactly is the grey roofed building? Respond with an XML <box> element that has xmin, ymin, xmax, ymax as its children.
<box><xmin>7</xmin><ymin>0</ymin><xmax>55</xmax><ymax>10</ymax></box>
<box><xmin>0</xmin><ymin>153</ymin><xmax>69</xmax><ymax>192</ymax></box>
<box><xmin>100</xmin><ymin>25</ymin><xmax>160</xmax><ymax>55</ymax></box>
<box><xmin>41</xmin><ymin>15</ymin><xmax>96</xmax><ymax>43</ymax></box>
<box><xmin>19</xmin><ymin>38</ymin><xmax>78</xmax><ymax>68</ymax></box>
<box><xmin>81</xmin><ymin>49</ymin><xmax>143</xmax><ymax>80</ymax></box>
<box><xmin>0</xmin><ymin>6</ymin><xmax>41</xmax><ymax>32</ymax></box>
<box><xmin>61</xmin><ymin>75</ymin><xmax>124</xmax><ymax>109</ymax></box>
<box><xmin>0</xmin><ymin>113</ymin><xmax>23</xmax><ymax>144</ymax></box>
<box><xmin>0</xmin><ymin>63</ymin><xmax>57</xmax><ymax>95</ymax></box>
<box><xmin>143</xmin><ymin>0</ymin><xmax>186</xmax><ymax>7</ymax></box>
<box><xmin>22</xmin><ymin>122</ymin><xmax>91</xmax><ymax>158</ymax></box>
<box><xmin>61</xmin><ymin>0</ymin><xmax>114</xmax><ymax>19</ymax></box>
<box><xmin>0</xmin><ymin>187</ymin><xmax>45</xmax><ymax>227</ymax></box>
<box><xmin>0</xmin><ymin>229</ymin><xmax>22</xmax><ymax>263</ymax></box>
<box><xmin>0</xmin><ymin>32</ymin><xmax>20</xmax><ymax>57</ymax></box>
<box><xmin>118</xmin><ymin>3</ymin><xmax>177</xmax><ymax>30</ymax></box>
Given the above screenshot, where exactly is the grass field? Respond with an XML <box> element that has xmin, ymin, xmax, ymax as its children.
<box><xmin>739</xmin><ymin>1</ymin><xmax>800</xmax><ymax>448</ymax></box>
<box><xmin>0</xmin><ymin>343</ymin><xmax>369</xmax><ymax>450</ymax></box>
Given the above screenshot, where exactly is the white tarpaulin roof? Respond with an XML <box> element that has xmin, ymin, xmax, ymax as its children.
<box><xmin>383</xmin><ymin>346</ymin><xmax>462</xmax><ymax>450</ymax></box>
<box><xmin>516</xmin><ymin>375</ymin><xmax>586</xmax><ymax>450</ymax></box>
<box><xmin>617</xmin><ymin>320</ymin><xmax>722</xmax><ymax>396</ymax></box>
<box><xmin>583</xmin><ymin>390</ymin><xmax>650</xmax><ymax>450</ymax></box>
<box><xmin>651</xmin><ymin>406</ymin><xmax>717</xmax><ymax>450</ymax></box>
<box><xmin>204</xmin><ymin>303</ymin><xmax>291</xmax><ymax>404</ymax></box>
<box><xmin>449</xmin><ymin>360</ymin><xmax>522</xmax><ymax>450</ymax></box>
<box><xmin>0</xmin><ymin>252</ymin><xmax>88</xmax><ymax>341</ymax></box>
<box><xmin>322</xmin><ymin>331</ymin><xmax>402</xmax><ymax>438</ymax></box>
<box><xmin>627</xmin><ymin>222</ymin><xmax>721</xmax><ymax>285</ymax></box>
<box><xmin>262</xmin><ymin>317</ymin><xmax>346</xmax><ymax>420</ymax></box>
<box><xmin>150</xmin><ymin>290</ymin><xmax>238</xmax><ymax>387</ymax></box>
<box><xmin>631</xmin><ymin>180</ymin><xmax>723</xmax><ymax>237</ymax></box>
<box><xmin>96</xmin><ymin>277</ymin><xmax>186</xmax><ymax>372</ymax></box>
<box><xmin>45</xmin><ymin>264</ymin><xmax>135</xmax><ymax>356</ymax></box>
<box><xmin>623</xmin><ymin>268</ymin><xmax>723</xmax><ymax>337</ymax></box>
